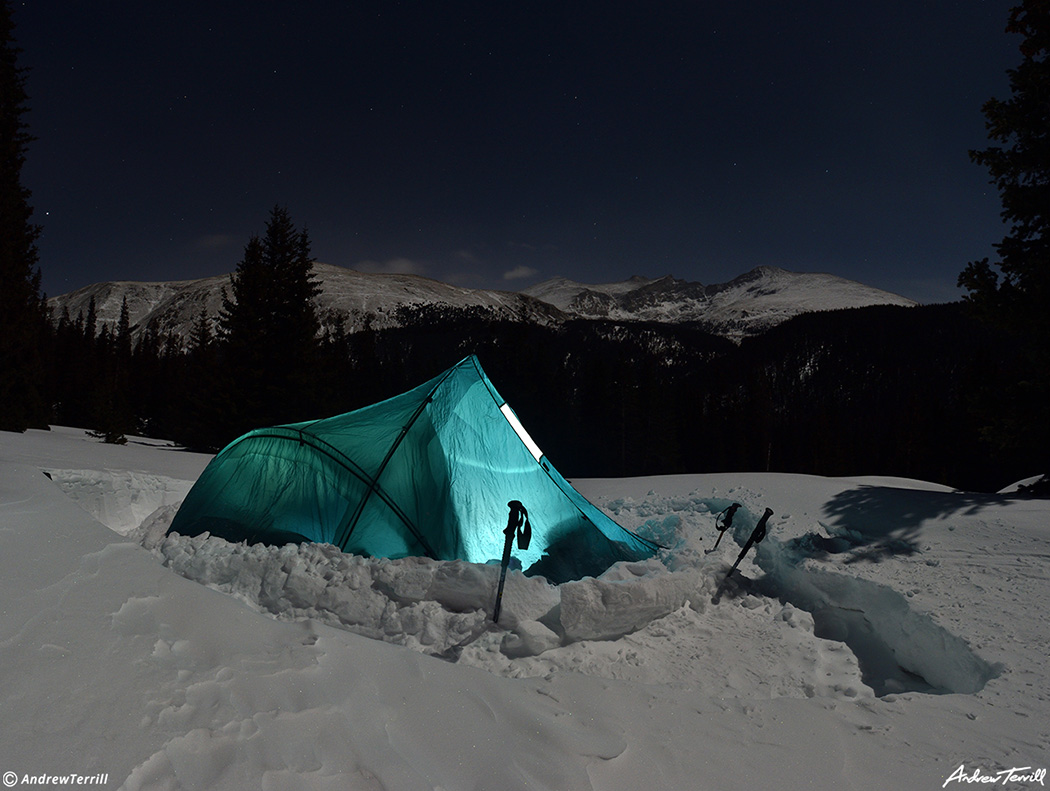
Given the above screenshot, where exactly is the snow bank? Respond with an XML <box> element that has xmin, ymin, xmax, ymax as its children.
<box><xmin>47</xmin><ymin>464</ymin><xmax>1000</xmax><ymax>702</ymax></box>
<box><xmin>6</xmin><ymin>428</ymin><xmax>1048</xmax><ymax>791</ymax></box>
<box><xmin>151</xmin><ymin>528</ymin><xmax>556</xmax><ymax>657</ymax></box>
<box><xmin>755</xmin><ymin>539</ymin><xmax>999</xmax><ymax>694</ymax></box>
<box><xmin>998</xmin><ymin>474</ymin><xmax>1048</xmax><ymax>494</ymax></box>
<box><xmin>45</xmin><ymin>468</ymin><xmax>194</xmax><ymax>534</ymax></box>
<box><xmin>148</xmin><ymin>513</ymin><xmax>719</xmax><ymax>662</ymax></box>
<box><xmin>143</xmin><ymin>495</ymin><xmax>885</xmax><ymax>701</ymax></box>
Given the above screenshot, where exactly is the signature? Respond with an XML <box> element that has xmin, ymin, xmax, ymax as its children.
<box><xmin>944</xmin><ymin>765</ymin><xmax>1047</xmax><ymax>787</ymax></box>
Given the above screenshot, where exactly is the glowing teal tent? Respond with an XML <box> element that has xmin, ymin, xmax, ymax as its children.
<box><xmin>168</xmin><ymin>356</ymin><xmax>658</xmax><ymax>577</ymax></box>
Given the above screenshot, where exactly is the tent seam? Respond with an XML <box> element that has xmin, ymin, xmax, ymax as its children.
<box><xmin>333</xmin><ymin>360</ymin><xmax>466</xmax><ymax>553</ymax></box>
<box><xmin>241</xmin><ymin>428</ymin><xmax>434</xmax><ymax>554</ymax></box>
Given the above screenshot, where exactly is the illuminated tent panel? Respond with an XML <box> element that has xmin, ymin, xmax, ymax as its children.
<box><xmin>168</xmin><ymin>356</ymin><xmax>658</xmax><ymax>576</ymax></box>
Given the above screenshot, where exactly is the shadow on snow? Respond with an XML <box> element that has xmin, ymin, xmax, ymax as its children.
<box><xmin>784</xmin><ymin>485</ymin><xmax>1034</xmax><ymax>564</ymax></box>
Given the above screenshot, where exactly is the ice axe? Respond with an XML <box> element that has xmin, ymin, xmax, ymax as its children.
<box><xmin>493</xmin><ymin>500</ymin><xmax>531</xmax><ymax>624</ymax></box>
<box><xmin>705</xmin><ymin>503</ymin><xmax>742</xmax><ymax>554</ymax></box>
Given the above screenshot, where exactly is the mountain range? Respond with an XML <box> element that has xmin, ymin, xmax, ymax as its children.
<box><xmin>47</xmin><ymin>263</ymin><xmax>916</xmax><ymax>345</ymax></box>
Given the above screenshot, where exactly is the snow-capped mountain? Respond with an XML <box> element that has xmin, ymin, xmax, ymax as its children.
<box><xmin>47</xmin><ymin>263</ymin><xmax>915</xmax><ymax>346</ymax></box>
<box><xmin>523</xmin><ymin>266</ymin><xmax>916</xmax><ymax>338</ymax></box>
<box><xmin>47</xmin><ymin>263</ymin><xmax>565</xmax><ymax>346</ymax></box>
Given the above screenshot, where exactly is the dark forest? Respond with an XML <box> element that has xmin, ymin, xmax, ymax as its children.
<box><xmin>41</xmin><ymin>290</ymin><xmax>1025</xmax><ymax>493</ymax></box>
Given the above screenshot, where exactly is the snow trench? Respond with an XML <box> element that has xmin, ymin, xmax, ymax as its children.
<box><xmin>45</xmin><ymin>468</ymin><xmax>998</xmax><ymax>698</ymax></box>
<box><xmin>43</xmin><ymin>467</ymin><xmax>194</xmax><ymax>535</ymax></box>
<box><xmin>608</xmin><ymin>494</ymin><xmax>999</xmax><ymax>696</ymax></box>
<box><xmin>749</xmin><ymin>538</ymin><xmax>1000</xmax><ymax>696</ymax></box>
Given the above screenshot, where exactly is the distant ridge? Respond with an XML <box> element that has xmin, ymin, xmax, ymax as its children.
<box><xmin>47</xmin><ymin>263</ymin><xmax>915</xmax><ymax>346</ymax></box>
<box><xmin>522</xmin><ymin>266</ymin><xmax>915</xmax><ymax>337</ymax></box>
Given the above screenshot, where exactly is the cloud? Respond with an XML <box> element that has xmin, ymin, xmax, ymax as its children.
<box><xmin>453</xmin><ymin>249</ymin><xmax>481</xmax><ymax>264</ymax></box>
<box><xmin>503</xmin><ymin>265</ymin><xmax>538</xmax><ymax>281</ymax></box>
<box><xmin>355</xmin><ymin>258</ymin><xmax>427</xmax><ymax>276</ymax></box>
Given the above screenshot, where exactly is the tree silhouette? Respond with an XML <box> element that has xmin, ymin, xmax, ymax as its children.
<box><xmin>0</xmin><ymin>0</ymin><xmax>49</xmax><ymax>431</ymax></box>
<box><xmin>959</xmin><ymin>0</ymin><xmax>1050</xmax><ymax>486</ymax></box>
<box><xmin>217</xmin><ymin>206</ymin><xmax>322</xmax><ymax>440</ymax></box>
<box><xmin>87</xmin><ymin>296</ymin><xmax>135</xmax><ymax>443</ymax></box>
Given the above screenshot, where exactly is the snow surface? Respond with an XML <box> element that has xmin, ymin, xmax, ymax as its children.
<box><xmin>1</xmin><ymin>427</ymin><xmax>1048</xmax><ymax>790</ymax></box>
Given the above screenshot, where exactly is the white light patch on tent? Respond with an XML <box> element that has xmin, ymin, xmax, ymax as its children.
<box><xmin>500</xmin><ymin>403</ymin><xmax>544</xmax><ymax>461</ymax></box>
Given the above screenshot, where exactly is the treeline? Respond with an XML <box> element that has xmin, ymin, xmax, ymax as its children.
<box><xmin>4</xmin><ymin>0</ymin><xmax>1047</xmax><ymax>496</ymax></box>
<box><xmin>39</xmin><ymin>258</ymin><xmax>1024</xmax><ymax>493</ymax></box>
<box><xmin>46</xmin><ymin>207</ymin><xmax>342</xmax><ymax>448</ymax></box>
<box><xmin>16</xmin><ymin>203</ymin><xmax>1024</xmax><ymax>491</ymax></box>
<box><xmin>707</xmin><ymin>303</ymin><xmax>1013</xmax><ymax>489</ymax></box>
<box><xmin>340</xmin><ymin>302</ymin><xmax>1023</xmax><ymax>491</ymax></box>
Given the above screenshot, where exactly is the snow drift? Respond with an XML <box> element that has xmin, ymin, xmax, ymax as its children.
<box><xmin>50</xmin><ymin>464</ymin><xmax>998</xmax><ymax>698</ymax></box>
<box><xmin>4</xmin><ymin>428</ymin><xmax>1046</xmax><ymax>791</ymax></box>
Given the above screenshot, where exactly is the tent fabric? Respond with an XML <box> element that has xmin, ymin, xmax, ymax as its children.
<box><xmin>168</xmin><ymin>356</ymin><xmax>658</xmax><ymax>574</ymax></box>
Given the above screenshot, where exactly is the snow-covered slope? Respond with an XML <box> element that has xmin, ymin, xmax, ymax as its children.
<box><xmin>46</xmin><ymin>263</ymin><xmax>565</xmax><ymax>347</ymax></box>
<box><xmin>48</xmin><ymin>275</ymin><xmax>230</xmax><ymax>343</ymax></box>
<box><xmin>524</xmin><ymin>266</ymin><xmax>917</xmax><ymax>338</ymax></box>
<box><xmin>47</xmin><ymin>264</ymin><xmax>915</xmax><ymax>346</ymax></box>
<box><xmin>1</xmin><ymin>427</ymin><xmax>1046</xmax><ymax>790</ymax></box>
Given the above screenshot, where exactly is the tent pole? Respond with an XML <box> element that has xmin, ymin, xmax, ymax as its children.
<box><xmin>334</xmin><ymin>363</ymin><xmax>458</xmax><ymax>551</ymax></box>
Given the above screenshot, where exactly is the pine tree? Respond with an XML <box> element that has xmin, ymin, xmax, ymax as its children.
<box><xmin>959</xmin><ymin>0</ymin><xmax>1050</xmax><ymax>487</ymax></box>
<box><xmin>116</xmin><ymin>295</ymin><xmax>132</xmax><ymax>364</ymax></box>
<box><xmin>87</xmin><ymin>296</ymin><xmax>135</xmax><ymax>444</ymax></box>
<box><xmin>189</xmin><ymin>307</ymin><xmax>214</xmax><ymax>352</ymax></box>
<box><xmin>217</xmin><ymin>206</ymin><xmax>321</xmax><ymax>439</ymax></box>
<box><xmin>260</xmin><ymin>206</ymin><xmax>321</xmax><ymax>363</ymax></box>
<box><xmin>0</xmin><ymin>0</ymin><xmax>49</xmax><ymax>431</ymax></box>
<box><xmin>84</xmin><ymin>295</ymin><xmax>97</xmax><ymax>343</ymax></box>
<box><xmin>176</xmin><ymin>308</ymin><xmax>223</xmax><ymax>450</ymax></box>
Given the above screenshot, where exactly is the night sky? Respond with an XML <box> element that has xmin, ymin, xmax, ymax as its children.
<box><xmin>14</xmin><ymin>1</ymin><xmax>1020</xmax><ymax>303</ymax></box>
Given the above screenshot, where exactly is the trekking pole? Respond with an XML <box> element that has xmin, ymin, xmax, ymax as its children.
<box><xmin>712</xmin><ymin>507</ymin><xmax>773</xmax><ymax>604</ymax></box>
<box><xmin>705</xmin><ymin>503</ymin><xmax>741</xmax><ymax>554</ymax></box>
<box><xmin>493</xmin><ymin>500</ymin><xmax>531</xmax><ymax>624</ymax></box>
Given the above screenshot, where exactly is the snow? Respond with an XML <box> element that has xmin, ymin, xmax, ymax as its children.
<box><xmin>524</xmin><ymin>267</ymin><xmax>916</xmax><ymax>338</ymax></box>
<box><xmin>46</xmin><ymin>264</ymin><xmax>563</xmax><ymax>348</ymax></box>
<box><xmin>1</xmin><ymin>427</ymin><xmax>1048</xmax><ymax>790</ymax></box>
<box><xmin>48</xmin><ymin>264</ymin><xmax>915</xmax><ymax>348</ymax></box>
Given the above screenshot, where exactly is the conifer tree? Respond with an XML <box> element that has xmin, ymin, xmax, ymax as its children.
<box><xmin>84</xmin><ymin>295</ymin><xmax>98</xmax><ymax>343</ymax></box>
<box><xmin>0</xmin><ymin>0</ymin><xmax>48</xmax><ymax>431</ymax></box>
<box><xmin>116</xmin><ymin>295</ymin><xmax>132</xmax><ymax>364</ymax></box>
<box><xmin>960</xmin><ymin>0</ymin><xmax>1050</xmax><ymax>485</ymax></box>
<box><xmin>176</xmin><ymin>308</ymin><xmax>222</xmax><ymax>450</ymax></box>
<box><xmin>87</xmin><ymin>296</ymin><xmax>135</xmax><ymax>444</ymax></box>
<box><xmin>217</xmin><ymin>206</ymin><xmax>321</xmax><ymax>440</ymax></box>
<box><xmin>189</xmin><ymin>307</ymin><xmax>214</xmax><ymax>352</ymax></box>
